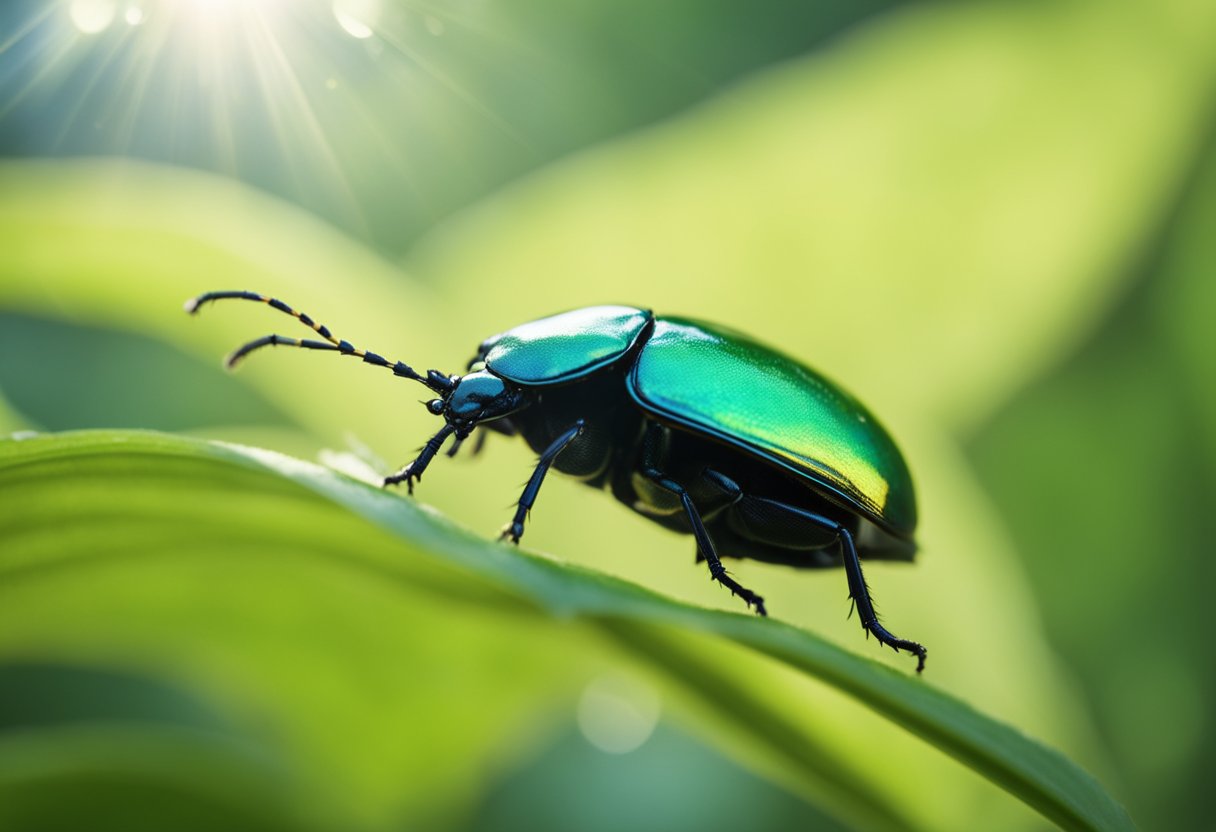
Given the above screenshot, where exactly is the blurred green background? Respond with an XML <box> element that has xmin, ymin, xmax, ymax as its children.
<box><xmin>1</xmin><ymin>0</ymin><xmax>1214</xmax><ymax>829</ymax></box>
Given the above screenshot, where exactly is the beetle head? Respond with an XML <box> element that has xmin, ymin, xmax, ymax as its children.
<box><xmin>425</xmin><ymin>369</ymin><xmax>524</xmax><ymax>436</ymax></box>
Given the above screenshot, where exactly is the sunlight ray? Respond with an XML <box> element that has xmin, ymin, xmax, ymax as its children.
<box><xmin>0</xmin><ymin>0</ymin><xmax>533</xmax><ymax>250</ymax></box>
<box><xmin>0</xmin><ymin>30</ymin><xmax>89</xmax><ymax>121</ymax></box>
<box><xmin>245</xmin><ymin>4</ymin><xmax>368</xmax><ymax>234</ymax></box>
<box><xmin>110</xmin><ymin>16</ymin><xmax>170</xmax><ymax>151</ymax></box>
<box><xmin>0</xmin><ymin>3</ymin><xmax>58</xmax><ymax>56</ymax></box>
<box><xmin>376</xmin><ymin>25</ymin><xmax>533</xmax><ymax>153</ymax></box>
<box><xmin>50</xmin><ymin>23</ymin><xmax>142</xmax><ymax>150</ymax></box>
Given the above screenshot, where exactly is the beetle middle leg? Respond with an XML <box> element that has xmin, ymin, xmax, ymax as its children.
<box><xmin>446</xmin><ymin>429</ymin><xmax>489</xmax><ymax>458</ymax></box>
<box><xmin>500</xmin><ymin>420</ymin><xmax>585</xmax><ymax>544</ymax></box>
<box><xmin>638</xmin><ymin>425</ymin><xmax>765</xmax><ymax>616</ymax></box>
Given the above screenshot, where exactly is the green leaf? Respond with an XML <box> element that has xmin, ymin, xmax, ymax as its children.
<box><xmin>0</xmin><ymin>431</ymin><xmax>1134</xmax><ymax>832</ymax></box>
<box><xmin>0</xmin><ymin>387</ymin><xmax>30</xmax><ymax>435</ymax></box>
<box><xmin>0</xmin><ymin>662</ymin><xmax>332</xmax><ymax>832</ymax></box>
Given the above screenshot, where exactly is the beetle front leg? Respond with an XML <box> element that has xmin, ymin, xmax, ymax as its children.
<box><xmin>384</xmin><ymin>424</ymin><xmax>456</xmax><ymax>494</ymax></box>
<box><xmin>500</xmin><ymin>420</ymin><xmax>585</xmax><ymax>544</ymax></box>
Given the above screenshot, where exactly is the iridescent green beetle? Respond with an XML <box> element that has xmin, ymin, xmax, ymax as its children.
<box><xmin>188</xmin><ymin>294</ymin><xmax>926</xmax><ymax>671</ymax></box>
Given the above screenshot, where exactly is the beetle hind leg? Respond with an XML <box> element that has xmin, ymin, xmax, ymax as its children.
<box><xmin>838</xmin><ymin>524</ymin><xmax>926</xmax><ymax>672</ymax></box>
<box><xmin>723</xmin><ymin>492</ymin><xmax>926</xmax><ymax>672</ymax></box>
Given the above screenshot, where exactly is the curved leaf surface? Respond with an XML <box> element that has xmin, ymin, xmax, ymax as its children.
<box><xmin>0</xmin><ymin>431</ymin><xmax>1134</xmax><ymax>832</ymax></box>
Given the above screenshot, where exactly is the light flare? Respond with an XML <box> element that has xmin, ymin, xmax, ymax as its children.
<box><xmin>576</xmin><ymin>673</ymin><xmax>661</xmax><ymax>755</ymax></box>
<box><xmin>2</xmin><ymin>0</ymin><xmax>491</xmax><ymax>245</ymax></box>
<box><xmin>332</xmin><ymin>0</ymin><xmax>382</xmax><ymax>40</ymax></box>
<box><xmin>70</xmin><ymin>0</ymin><xmax>117</xmax><ymax>34</ymax></box>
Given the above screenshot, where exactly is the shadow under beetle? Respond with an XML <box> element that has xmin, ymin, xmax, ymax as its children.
<box><xmin>187</xmin><ymin>292</ymin><xmax>927</xmax><ymax>672</ymax></box>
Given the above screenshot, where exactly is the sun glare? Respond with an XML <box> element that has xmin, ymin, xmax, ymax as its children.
<box><xmin>173</xmin><ymin>0</ymin><xmax>243</xmax><ymax>14</ymax></box>
<box><xmin>22</xmin><ymin>0</ymin><xmax>384</xmax><ymax>230</ymax></box>
<box><xmin>332</xmin><ymin>0</ymin><xmax>381</xmax><ymax>40</ymax></box>
<box><xmin>5</xmin><ymin>0</ymin><xmax>486</xmax><ymax>250</ymax></box>
<box><xmin>69</xmin><ymin>0</ymin><xmax>117</xmax><ymax>34</ymax></box>
<box><xmin>69</xmin><ymin>0</ymin><xmax>270</xmax><ymax>34</ymax></box>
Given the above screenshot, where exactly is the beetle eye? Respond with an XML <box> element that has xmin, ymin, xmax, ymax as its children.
<box><xmin>427</xmin><ymin>399</ymin><xmax>445</xmax><ymax>415</ymax></box>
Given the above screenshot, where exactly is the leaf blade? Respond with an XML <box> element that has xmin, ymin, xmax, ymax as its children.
<box><xmin>0</xmin><ymin>431</ymin><xmax>1135</xmax><ymax>832</ymax></box>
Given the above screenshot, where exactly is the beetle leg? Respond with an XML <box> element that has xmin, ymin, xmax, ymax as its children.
<box><xmin>646</xmin><ymin>469</ymin><xmax>766</xmax><ymax>616</ymax></box>
<box><xmin>838</xmin><ymin>524</ymin><xmax>927</xmax><ymax>672</ymax></box>
<box><xmin>636</xmin><ymin>425</ymin><xmax>764</xmax><ymax>614</ymax></box>
<box><xmin>681</xmin><ymin>495</ymin><xmax>766</xmax><ymax>617</ymax></box>
<box><xmin>691</xmin><ymin>468</ymin><xmax>744</xmax><ymax>564</ymax></box>
<box><xmin>500</xmin><ymin>420</ymin><xmax>585</xmax><ymax>544</ymax></box>
<box><xmin>446</xmin><ymin>429</ymin><xmax>491</xmax><ymax>459</ymax></box>
<box><xmin>384</xmin><ymin>424</ymin><xmax>456</xmax><ymax>494</ymax></box>
<box><xmin>732</xmin><ymin>497</ymin><xmax>925</xmax><ymax>671</ymax></box>
<box><xmin>470</xmin><ymin>430</ymin><xmax>489</xmax><ymax>456</ymax></box>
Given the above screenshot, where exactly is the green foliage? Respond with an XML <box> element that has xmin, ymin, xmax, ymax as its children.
<box><xmin>0</xmin><ymin>431</ymin><xmax>1132</xmax><ymax>831</ymax></box>
<box><xmin>969</xmin><ymin>131</ymin><xmax>1216</xmax><ymax>829</ymax></box>
<box><xmin>4</xmin><ymin>0</ymin><xmax>1215</xmax><ymax>828</ymax></box>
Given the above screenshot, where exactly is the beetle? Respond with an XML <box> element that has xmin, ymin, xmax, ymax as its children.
<box><xmin>186</xmin><ymin>291</ymin><xmax>927</xmax><ymax>672</ymax></box>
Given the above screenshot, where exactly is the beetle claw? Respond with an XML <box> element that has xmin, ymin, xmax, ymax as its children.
<box><xmin>383</xmin><ymin>466</ymin><xmax>421</xmax><ymax>495</ymax></box>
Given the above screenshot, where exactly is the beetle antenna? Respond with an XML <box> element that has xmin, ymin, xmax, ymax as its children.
<box><xmin>186</xmin><ymin>290</ymin><xmax>442</xmax><ymax>391</ymax></box>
